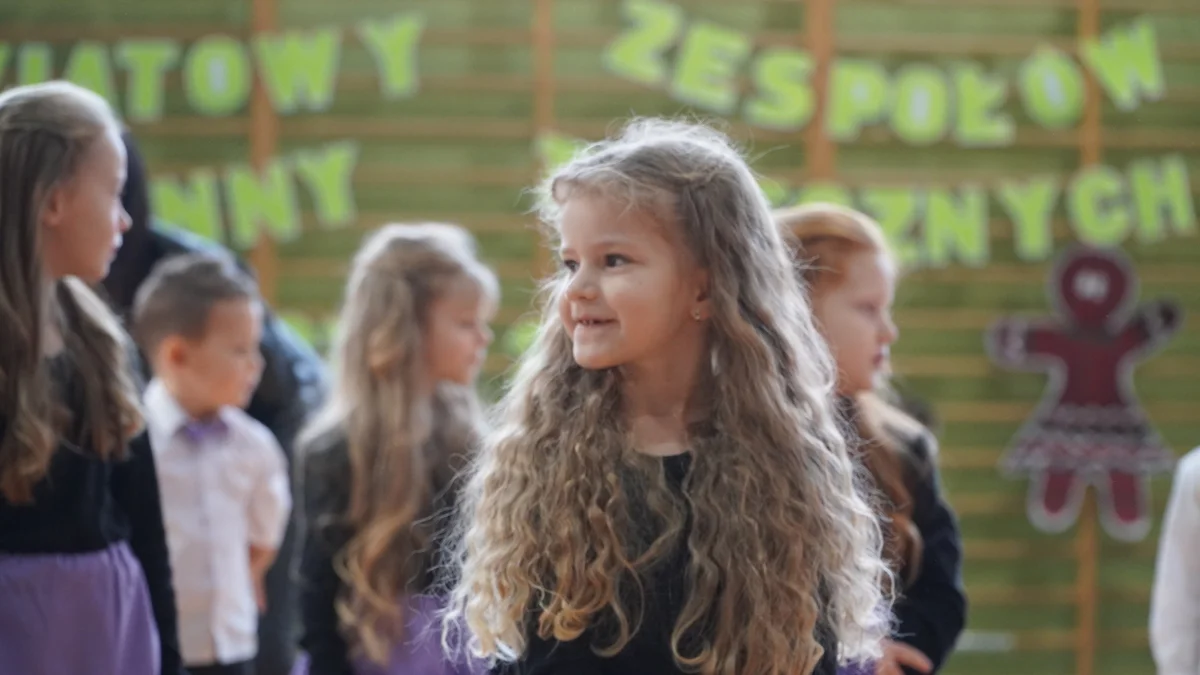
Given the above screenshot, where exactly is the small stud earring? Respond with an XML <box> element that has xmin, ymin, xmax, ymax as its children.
<box><xmin>692</xmin><ymin>308</ymin><xmax>702</xmax><ymax>321</ymax></box>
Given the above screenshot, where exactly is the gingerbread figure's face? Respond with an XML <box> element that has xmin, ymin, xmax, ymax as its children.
<box><xmin>1052</xmin><ymin>248</ymin><xmax>1134</xmax><ymax>329</ymax></box>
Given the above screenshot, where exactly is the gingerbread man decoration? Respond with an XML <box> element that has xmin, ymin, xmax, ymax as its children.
<box><xmin>986</xmin><ymin>246</ymin><xmax>1182</xmax><ymax>541</ymax></box>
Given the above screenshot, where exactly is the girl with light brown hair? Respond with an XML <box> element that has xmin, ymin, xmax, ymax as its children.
<box><xmin>444</xmin><ymin>119</ymin><xmax>891</xmax><ymax>675</ymax></box>
<box><xmin>294</xmin><ymin>222</ymin><xmax>496</xmax><ymax>675</ymax></box>
<box><xmin>776</xmin><ymin>203</ymin><xmax>967</xmax><ymax>675</ymax></box>
<box><xmin>0</xmin><ymin>81</ymin><xmax>184</xmax><ymax>674</ymax></box>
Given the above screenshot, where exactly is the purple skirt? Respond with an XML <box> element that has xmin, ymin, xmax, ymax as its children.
<box><xmin>293</xmin><ymin>594</ymin><xmax>484</xmax><ymax>675</ymax></box>
<box><xmin>0</xmin><ymin>542</ymin><xmax>160</xmax><ymax>675</ymax></box>
<box><xmin>838</xmin><ymin>662</ymin><xmax>875</xmax><ymax>675</ymax></box>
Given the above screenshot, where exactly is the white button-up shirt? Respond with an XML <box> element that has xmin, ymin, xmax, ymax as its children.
<box><xmin>144</xmin><ymin>379</ymin><xmax>292</xmax><ymax>666</ymax></box>
<box><xmin>1151</xmin><ymin>446</ymin><xmax>1200</xmax><ymax>675</ymax></box>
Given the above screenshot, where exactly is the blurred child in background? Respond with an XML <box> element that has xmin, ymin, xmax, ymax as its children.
<box><xmin>295</xmin><ymin>223</ymin><xmax>496</xmax><ymax>675</ymax></box>
<box><xmin>778</xmin><ymin>203</ymin><xmax>967</xmax><ymax>675</ymax></box>
<box><xmin>134</xmin><ymin>253</ymin><xmax>292</xmax><ymax>675</ymax></box>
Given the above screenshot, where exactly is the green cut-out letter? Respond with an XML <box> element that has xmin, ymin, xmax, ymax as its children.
<box><xmin>357</xmin><ymin>13</ymin><xmax>425</xmax><ymax>100</ymax></box>
<box><xmin>535</xmin><ymin>131</ymin><xmax>587</xmax><ymax>174</ymax></box>
<box><xmin>951</xmin><ymin>62</ymin><xmax>1014</xmax><ymax>148</ymax></box>
<box><xmin>669</xmin><ymin>21</ymin><xmax>752</xmax><ymax>114</ymax></box>
<box><xmin>602</xmin><ymin>0</ymin><xmax>685</xmax><ymax>88</ymax></box>
<box><xmin>0</xmin><ymin>44</ymin><xmax>11</xmax><ymax>82</ymax></box>
<box><xmin>183</xmin><ymin>35</ymin><xmax>252</xmax><ymax>116</ymax></box>
<box><xmin>757</xmin><ymin>175</ymin><xmax>794</xmax><ymax>208</ymax></box>
<box><xmin>889</xmin><ymin>63</ymin><xmax>950</xmax><ymax>146</ymax></box>
<box><xmin>923</xmin><ymin>185</ymin><xmax>989</xmax><ymax>268</ymax></box>
<box><xmin>150</xmin><ymin>169</ymin><xmax>223</xmax><ymax>242</ymax></box>
<box><xmin>1080</xmin><ymin>18</ymin><xmax>1165</xmax><ymax>112</ymax></box>
<box><xmin>1067</xmin><ymin>164</ymin><xmax>1130</xmax><ymax>246</ymax></box>
<box><xmin>996</xmin><ymin>177</ymin><xmax>1059</xmax><ymax>262</ymax></box>
<box><xmin>1129</xmin><ymin>154</ymin><xmax>1195</xmax><ymax>242</ymax></box>
<box><xmin>860</xmin><ymin>187</ymin><xmax>922</xmax><ymax>268</ymax></box>
<box><xmin>795</xmin><ymin>182</ymin><xmax>854</xmax><ymax>207</ymax></box>
<box><xmin>62</xmin><ymin>41</ymin><xmax>118</xmax><ymax>105</ymax></box>
<box><xmin>826</xmin><ymin>58</ymin><xmax>890</xmax><ymax>142</ymax></box>
<box><xmin>294</xmin><ymin>142</ymin><xmax>359</xmax><ymax>229</ymax></box>
<box><xmin>744</xmin><ymin>48</ymin><xmax>815</xmax><ymax>131</ymax></box>
<box><xmin>253</xmin><ymin>27</ymin><xmax>343</xmax><ymax>114</ymax></box>
<box><xmin>18</xmin><ymin>43</ymin><xmax>53</xmax><ymax>85</ymax></box>
<box><xmin>225</xmin><ymin>160</ymin><xmax>301</xmax><ymax>248</ymax></box>
<box><xmin>1017</xmin><ymin>46</ymin><xmax>1084</xmax><ymax>129</ymax></box>
<box><xmin>115</xmin><ymin>40</ymin><xmax>180</xmax><ymax>122</ymax></box>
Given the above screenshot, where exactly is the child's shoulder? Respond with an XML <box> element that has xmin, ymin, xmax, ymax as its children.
<box><xmin>221</xmin><ymin>406</ymin><xmax>281</xmax><ymax>453</ymax></box>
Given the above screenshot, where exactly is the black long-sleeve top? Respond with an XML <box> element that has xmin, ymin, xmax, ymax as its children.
<box><xmin>295</xmin><ymin>431</ymin><xmax>460</xmax><ymax>675</ymax></box>
<box><xmin>493</xmin><ymin>453</ymin><xmax>840</xmax><ymax>675</ymax></box>
<box><xmin>295</xmin><ymin>435</ymin><xmax>357</xmax><ymax>675</ymax></box>
<box><xmin>0</xmin><ymin>356</ymin><xmax>185</xmax><ymax>675</ymax></box>
<box><xmin>889</xmin><ymin>431</ymin><xmax>967</xmax><ymax>675</ymax></box>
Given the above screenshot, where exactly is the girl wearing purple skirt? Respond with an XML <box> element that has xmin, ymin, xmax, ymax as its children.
<box><xmin>293</xmin><ymin>223</ymin><xmax>496</xmax><ymax>675</ymax></box>
<box><xmin>0</xmin><ymin>81</ymin><xmax>185</xmax><ymax>675</ymax></box>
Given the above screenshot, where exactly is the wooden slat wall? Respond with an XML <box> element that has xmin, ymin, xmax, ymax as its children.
<box><xmin>3</xmin><ymin>1</ymin><xmax>1199</xmax><ymax>674</ymax></box>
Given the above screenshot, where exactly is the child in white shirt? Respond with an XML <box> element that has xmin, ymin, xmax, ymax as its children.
<box><xmin>133</xmin><ymin>253</ymin><xmax>292</xmax><ymax>675</ymax></box>
<box><xmin>1151</xmin><ymin>446</ymin><xmax>1200</xmax><ymax>675</ymax></box>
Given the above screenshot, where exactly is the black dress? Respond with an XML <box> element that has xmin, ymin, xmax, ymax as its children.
<box><xmin>493</xmin><ymin>453</ymin><xmax>840</xmax><ymax>675</ymax></box>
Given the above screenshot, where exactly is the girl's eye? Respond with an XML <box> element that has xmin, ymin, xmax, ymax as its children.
<box><xmin>605</xmin><ymin>254</ymin><xmax>629</xmax><ymax>267</ymax></box>
<box><xmin>561</xmin><ymin>259</ymin><xmax>579</xmax><ymax>272</ymax></box>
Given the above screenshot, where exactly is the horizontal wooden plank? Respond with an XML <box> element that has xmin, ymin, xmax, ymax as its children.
<box><xmin>0</xmin><ymin>23</ymin><xmax>245</xmax><ymax>41</ymax></box>
<box><xmin>937</xmin><ymin>400</ymin><xmax>1200</xmax><ymax>424</ymax></box>
<box><xmin>894</xmin><ymin>355</ymin><xmax>1200</xmax><ymax>379</ymax></box>
<box><xmin>909</xmin><ymin>264</ymin><xmax>1200</xmax><ymax>286</ymax></box>
<box><xmin>416</xmin><ymin>28</ymin><xmax>1200</xmax><ymax>60</ymax></box>
<box><xmin>133</xmin><ymin>114</ymin><xmax>1200</xmax><ymax>151</ymax></box>
<box><xmin>964</xmin><ymin>538</ymin><xmax>1075</xmax><ymax>560</ymax></box>
<box><xmin>888</xmin><ymin>0</ymin><xmax>1199</xmax><ymax>11</ymax></box>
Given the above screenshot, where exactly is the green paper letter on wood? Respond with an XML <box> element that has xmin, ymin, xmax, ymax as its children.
<box><xmin>225</xmin><ymin>160</ymin><xmax>301</xmax><ymax>248</ymax></box>
<box><xmin>294</xmin><ymin>142</ymin><xmax>360</xmax><ymax>229</ymax></box>
<box><xmin>924</xmin><ymin>186</ymin><xmax>989</xmax><ymax>267</ymax></box>
<box><xmin>744</xmin><ymin>48</ymin><xmax>814</xmax><ymax>131</ymax></box>
<box><xmin>151</xmin><ymin>170</ymin><xmax>222</xmax><ymax>241</ymax></box>
<box><xmin>536</xmin><ymin>132</ymin><xmax>586</xmax><ymax>174</ymax></box>
<box><xmin>1129</xmin><ymin>154</ymin><xmax>1195</xmax><ymax>242</ymax></box>
<box><xmin>795</xmin><ymin>182</ymin><xmax>853</xmax><ymax>207</ymax></box>
<box><xmin>183</xmin><ymin>35</ymin><xmax>252</xmax><ymax>116</ymax></box>
<box><xmin>1018</xmin><ymin>46</ymin><xmax>1084</xmax><ymax>129</ymax></box>
<box><xmin>254</xmin><ymin>27</ymin><xmax>343</xmax><ymax>114</ymax></box>
<box><xmin>670</xmin><ymin>21</ymin><xmax>752</xmax><ymax>114</ymax></box>
<box><xmin>1080</xmin><ymin>18</ymin><xmax>1164</xmax><ymax>112</ymax></box>
<box><xmin>63</xmin><ymin>42</ymin><xmax>117</xmax><ymax>106</ymax></box>
<box><xmin>826</xmin><ymin>59</ymin><xmax>889</xmax><ymax>141</ymax></box>
<box><xmin>115</xmin><ymin>40</ymin><xmax>180</xmax><ymax>122</ymax></box>
<box><xmin>860</xmin><ymin>187</ymin><xmax>922</xmax><ymax>268</ymax></box>
<box><xmin>18</xmin><ymin>43</ymin><xmax>53</xmax><ymax>85</ymax></box>
<box><xmin>0</xmin><ymin>45</ymin><xmax>11</xmax><ymax>82</ymax></box>
<box><xmin>952</xmin><ymin>62</ymin><xmax>1014</xmax><ymax>147</ymax></box>
<box><xmin>603</xmin><ymin>0</ymin><xmax>685</xmax><ymax>88</ymax></box>
<box><xmin>757</xmin><ymin>176</ymin><xmax>793</xmax><ymax>207</ymax></box>
<box><xmin>889</xmin><ymin>64</ymin><xmax>949</xmax><ymax>145</ymax></box>
<box><xmin>1068</xmin><ymin>165</ymin><xmax>1130</xmax><ymax>246</ymax></box>
<box><xmin>996</xmin><ymin>177</ymin><xmax>1059</xmax><ymax>262</ymax></box>
<box><xmin>357</xmin><ymin>13</ymin><xmax>425</xmax><ymax>100</ymax></box>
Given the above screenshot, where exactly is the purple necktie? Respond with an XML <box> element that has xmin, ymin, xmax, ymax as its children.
<box><xmin>181</xmin><ymin>418</ymin><xmax>228</xmax><ymax>445</ymax></box>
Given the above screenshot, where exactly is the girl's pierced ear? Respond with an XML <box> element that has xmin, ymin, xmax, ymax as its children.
<box><xmin>692</xmin><ymin>308</ymin><xmax>702</xmax><ymax>321</ymax></box>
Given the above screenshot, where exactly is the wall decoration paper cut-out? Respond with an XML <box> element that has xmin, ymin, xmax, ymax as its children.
<box><xmin>986</xmin><ymin>246</ymin><xmax>1182</xmax><ymax>541</ymax></box>
<box><xmin>114</xmin><ymin>40</ymin><xmax>181</xmax><ymax>122</ymax></box>
<box><xmin>1079</xmin><ymin>18</ymin><xmax>1165</xmax><ymax>112</ymax></box>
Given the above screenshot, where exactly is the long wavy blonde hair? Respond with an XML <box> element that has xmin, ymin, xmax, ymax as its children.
<box><xmin>298</xmin><ymin>223</ymin><xmax>496</xmax><ymax>663</ymax></box>
<box><xmin>775</xmin><ymin>203</ymin><xmax>926</xmax><ymax>586</ymax></box>
<box><xmin>445</xmin><ymin>119</ymin><xmax>890</xmax><ymax>674</ymax></box>
<box><xmin>0</xmin><ymin>81</ymin><xmax>142</xmax><ymax>504</ymax></box>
